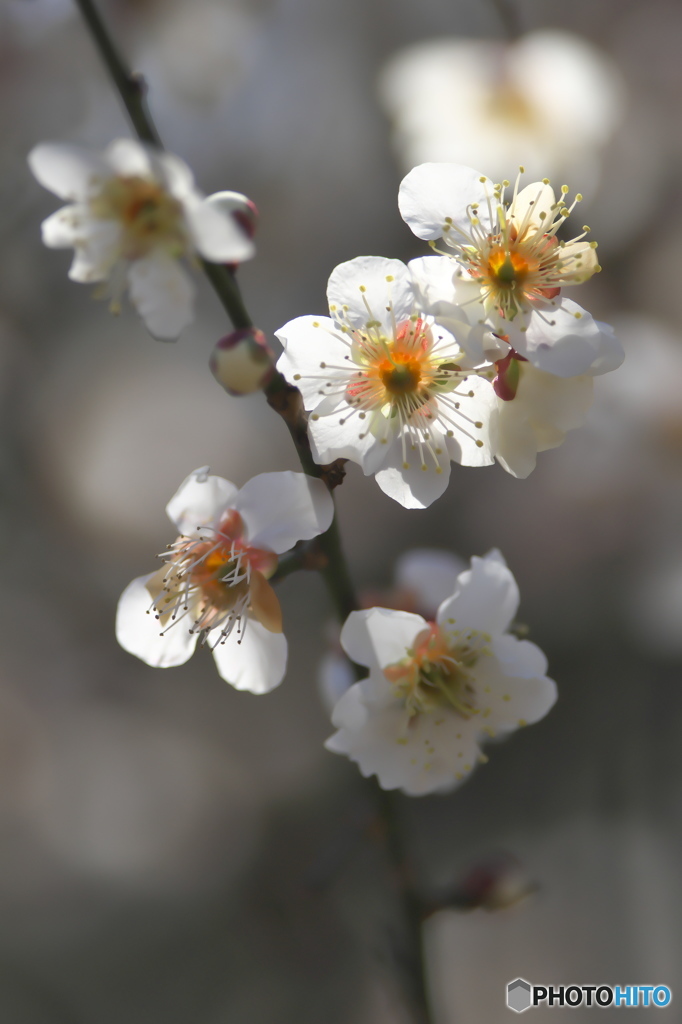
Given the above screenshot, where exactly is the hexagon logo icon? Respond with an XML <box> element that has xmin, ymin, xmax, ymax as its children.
<box><xmin>507</xmin><ymin>978</ymin><xmax>532</xmax><ymax>1013</ymax></box>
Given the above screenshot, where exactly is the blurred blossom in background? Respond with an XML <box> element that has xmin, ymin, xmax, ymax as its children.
<box><xmin>1</xmin><ymin>0</ymin><xmax>682</xmax><ymax>1021</ymax></box>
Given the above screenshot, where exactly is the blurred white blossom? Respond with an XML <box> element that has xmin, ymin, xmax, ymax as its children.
<box><xmin>326</xmin><ymin>551</ymin><xmax>556</xmax><ymax>795</ymax></box>
<box><xmin>28</xmin><ymin>138</ymin><xmax>255</xmax><ymax>338</ymax></box>
<box><xmin>379</xmin><ymin>31</ymin><xmax>625</xmax><ymax>193</ymax></box>
<box><xmin>140</xmin><ymin>0</ymin><xmax>261</xmax><ymax>109</ymax></box>
<box><xmin>117</xmin><ymin>467</ymin><xmax>333</xmax><ymax>693</ymax></box>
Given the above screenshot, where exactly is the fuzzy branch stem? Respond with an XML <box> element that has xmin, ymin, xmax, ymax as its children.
<box><xmin>488</xmin><ymin>0</ymin><xmax>523</xmax><ymax>40</ymax></box>
<box><xmin>73</xmin><ymin>3</ymin><xmax>433</xmax><ymax>1021</ymax></box>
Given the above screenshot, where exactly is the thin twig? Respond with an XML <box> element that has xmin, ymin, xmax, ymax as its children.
<box><xmin>374</xmin><ymin>786</ymin><xmax>434</xmax><ymax>1024</ymax></box>
<box><xmin>72</xmin><ymin>4</ymin><xmax>434</xmax><ymax>1021</ymax></box>
<box><xmin>488</xmin><ymin>0</ymin><xmax>523</xmax><ymax>41</ymax></box>
<box><xmin>73</xmin><ymin>0</ymin><xmax>160</xmax><ymax>145</ymax></box>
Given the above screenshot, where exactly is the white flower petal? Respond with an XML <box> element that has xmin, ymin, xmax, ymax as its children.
<box><xmin>66</xmin><ymin>219</ymin><xmax>121</xmax><ymax>283</ymax></box>
<box><xmin>276</xmin><ymin>315</ymin><xmax>352</xmax><ymax>409</ymax></box>
<box><xmin>166</xmin><ymin>467</ymin><xmax>238</xmax><ymax>536</ymax></box>
<box><xmin>326</xmin><ymin>680</ymin><xmax>481</xmax><ymax>795</ymax></box>
<box><xmin>518</xmin><ymin>363</ymin><xmax>594</xmax><ymax>433</ymax></box>
<box><xmin>232</xmin><ymin>471</ymin><xmax>334</xmax><ymax>553</ymax></box>
<box><xmin>40</xmin><ymin>204</ymin><xmax>85</xmax><ymax>248</ymax></box>
<box><xmin>210</xmin><ymin>619</ymin><xmax>287</xmax><ymax>693</ymax></box>
<box><xmin>116</xmin><ymin>572</ymin><xmax>197</xmax><ymax>668</ymax></box>
<box><xmin>157</xmin><ymin>151</ymin><xmax>197</xmax><ymax>198</ymax></box>
<box><xmin>490</xmin><ymin>404</ymin><xmax>540</xmax><ymax>479</ymax></box>
<box><xmin>490</xmin><ymin>635</ymin><xmax>549</xmax><ymax>678</ymax></box>
<box><xmin>509</xmin><ymin>299</ymin><xmax>622</xmax><ymax>378</ymax></box>
<box><xmin>28</xmin><ymin>142</ymin><xmax>109</xmax><ymax>201</ymax></box>
<box><xmin>127</xmin><ymin>251</ymin><xmax>195</xmax><ymax>339</ymax></box>
<box><xmin>327</xmin><ymin>256</ymin><xmax>414</xmax><ymax>335</ymax></box>
<box><xmin>409</xmin><ymin>255</ymin><xmax>481</xmax><ymax>317</ymax></box>
<box><xmin>184</xmin><ymin>198</ymin><xmax>255</xmax><ymax>263</ymax></box>
<box><xmin>510</xmin><ymin>31</ymin><xmax>625</xmax><ymax>145</ymax></box>
<box><xmin>437</xmin><ymin>551</ymin><xmax>519</xmax><ymax>637</ymax></box>
<box><xmin>374</xmin><ymin>437</ymin><xmax>451</xmax><ymax>509</ymax></box>
<box><xmin>318</xmin><ymin>652</ymin><xmax>355</xmax><ymax>715</ymax></box>
<box><xmin>103</xmin><ymin>138</ymin><xmax>155</xmax><ymax>178</ymax></box>
<box><xmin>399</xmin><ymin>162</ymin><xmax>495</xmax><ymax>242</ymax></box>
<box><xmin>442</xmin><ymin>375</ymin><xmax>496</xmax><ymax>467</ymax></box>
<box><xmin>340</xmin><ymin>608</ymin><xmax>426</xmax><ymax>673</ymax></box>
<box><xmin>587</xmin><ymin>319</ymin><xmax>625</xmax><ymax>376</ymax></box>
<box><xmin>307</xmin><ymin>410</ymin><xmax>389</xmax><ymax>474</ymax></box>
<box><xmin>474</xmin><ymin>655</ymin><xmax>558</xmax><ymax>732</ymax></box>
<box><xmin>508</xmin><ymin>181</ymin><xmax>557</xmax><ymax>237</ymax></box>
<box><xmin>394</xmin><ymin>549</ymin><xmax>467</xmax><ymax>618</ymax></box>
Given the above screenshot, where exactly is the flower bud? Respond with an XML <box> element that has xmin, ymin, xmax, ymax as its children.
<box><xmin>210</xmin><ymin>327</ymin><xmax>274</xmax><ymax>396</ymax></box>
<box><xmin>206</xmin><ymin>190</ymin><xmax>259</xmax><ymax>240</ymax></box>
<box><xmin>493</xmin><ymin>351</ymin><xmax>523</xmax><ymax>401</ymax></box>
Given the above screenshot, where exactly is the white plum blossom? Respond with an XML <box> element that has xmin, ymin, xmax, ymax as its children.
<box><xmin>399</xmin><ymin>164</ymin><xmax>624</xmax><ymax>379</ymax></box>
<box><xmin>319</xmin><ymin>548</ymin><xmax>466</xmax><ymax>713</ymax></box>
<box><xmin>378</xmin><ymin>30</ymin><xmax>625</xmax><ymax>193</ymax></box>
<box><xmin>276</xmin><ymin>256</ymin><xmax>497</xmax><ymax>510</ymax></box>
<box><xmin>28</xmin><ymin>138</ymin><xmax>255</xmax><ymax>338</ymax></box>
<box><xmin>326</xmin><ymin>551</ymin><xmax>557</xmax><ymax>795</ymax></box>
<box><xmin>409</xmin><ymin>255</ymin><xmax>596</xmax><ymax>477</ymax></box>
<box><xmin>116</xmin><ymin>467</ymin><xmax>334</xmax><ymax>694</ymax></box>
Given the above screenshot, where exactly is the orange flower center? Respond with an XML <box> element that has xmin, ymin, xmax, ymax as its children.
<box><xmin>487</xmin><ymin>246</ymin><xmax>534</xmax><ymax>288</ymax></box>
<box><xmin>150</xmin><ymin>508</ymin><xmax>281</xmax><ymax>637</ymax></box>
<box><xmin>384</xmin><ymin>623</ymin><xmax>485</xmax><ymax>719</ymax></box>
<box><xmin>379</xmin><ymin>354</ymin><xmax>423</xmax><ymax>395</ymax></box>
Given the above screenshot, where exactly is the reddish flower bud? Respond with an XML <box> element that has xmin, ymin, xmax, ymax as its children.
<box><xmin>493</xmin><ymin>350</ymin><xmax>525</xmax><ymax>401</ymax></box>
<box><xmin>210</xmin><ymin>327</ymin><xmax>274</xmax><ymax>396</ymax></box>
<box><xmin>206</xmin><ymin>190</ymin><xmax>259</xmax><ymax>241</ymax></box>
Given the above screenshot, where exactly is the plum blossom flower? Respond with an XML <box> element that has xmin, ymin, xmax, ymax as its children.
<box><xmin>326</xmin><ymin>551</ymin><xmax>557</xmax><ymax>795</ymax></box>
<box><xmin>409</xmin><ymin>255</ymin><xmax>596</xmax><ymax>477</ymax></box>
<box><xmin>378</xmin><ymin>31</ymin><xmax>625</xmax><ymax>193</ymax></box>
<box><xmin>399</xmin><ymin>164</ymin><xmax>623</xmax><ymax>379</ymax></box>
<box><xmin>28</xmin><ymin>138</ymin><xmax>255</xmax><ymax>338</ymax></box>
<box><xmin>319</xmin><ymin>548</ymin><xmax>466</xmax><ymax>713</ymax></box>
<box><xmin>116</xmin><ymin>467</ymin><xmax>334</xmax><ymax>694</ymax></box>
<box><xmin>276</xmin><ymin>256</ymin><xmax>497</xmax><ymax>509</ymax></box>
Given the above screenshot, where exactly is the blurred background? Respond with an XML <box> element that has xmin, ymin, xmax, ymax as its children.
<box><xmin>0</xmin><ymin>0</ymin><xmax>681</xmax><ymax>1019</ymax></box>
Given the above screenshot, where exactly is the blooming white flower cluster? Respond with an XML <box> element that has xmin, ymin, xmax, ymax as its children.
<box><xmin>277</xmin><ymin>162</ymin><xmax>623</xmax><ymax>505</ymax></box>
<box><xmin>326</xmin><ymin>551</ymin><xmax>556</xmax><ymax>795</ymax></box>
<box><xmin>29</xmin><ymin>138</ymin><xmax>255</xmax><ymax>337</ymax></box>
<box><xmin>29</xmin><ymin>125</ymin><xmax>601</xmax><ymax>798</ymax></box>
